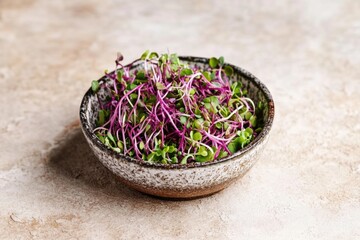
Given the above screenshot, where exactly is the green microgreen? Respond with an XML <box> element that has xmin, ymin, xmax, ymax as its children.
<box><xmin>224</xmin><ymin>65</ymin><xmax>234</xmax><ymax>76</ymax></box>
<box><xmin>209</xmin><ymin>57</ymin><xmax>219</xmax><ymax>68</ymax></box>
<box><xmin>91</xmin><ymin>80</ymin><xmax>100</xmax><ymax>92</ymax></box>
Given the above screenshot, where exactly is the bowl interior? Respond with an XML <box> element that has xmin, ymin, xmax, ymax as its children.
<box><xmin>80</xmin><ymin>56</ymin><xmax>274</xmax><ymax>168</ymax></box>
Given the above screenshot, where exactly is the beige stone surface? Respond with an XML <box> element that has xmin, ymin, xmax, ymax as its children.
<box><xmin>0</xmin><ymin>0</ymin><xmax>359</xmax><ymax>239</ymax></box>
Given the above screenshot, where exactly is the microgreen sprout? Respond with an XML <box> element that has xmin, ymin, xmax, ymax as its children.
<box><xmin>92</xmin><ymin>51</ymin><xmax>266</xmax><ymax>164</ymax></box>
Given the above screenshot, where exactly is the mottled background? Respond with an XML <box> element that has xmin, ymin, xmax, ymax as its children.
<box><xmin>0</xmin><ymin>0</ymin><xmax>359</xmax><ymax>239</ymax></box>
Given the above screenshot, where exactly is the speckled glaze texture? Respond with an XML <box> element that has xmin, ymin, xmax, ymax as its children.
<box><xmin>80</xmin><ymin>56</ymin><xmax>274</xmax><ymax>198</ymax></box>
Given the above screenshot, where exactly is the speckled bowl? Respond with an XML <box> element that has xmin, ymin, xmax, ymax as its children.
<box><xmin>80</xmin><ymin>56</ymin><xmax>274</xmax><ymax>199</ymax></box>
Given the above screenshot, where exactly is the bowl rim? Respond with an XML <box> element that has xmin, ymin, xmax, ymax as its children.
<box><xmin>79</xmin><ymin>56</ymin><xmax>275</xmax><ymax>170</ymax></box>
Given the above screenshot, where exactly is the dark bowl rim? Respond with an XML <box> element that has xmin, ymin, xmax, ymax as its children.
<box><xmin>79</xmin><ymin>56</ymin><xmax>275</xmax><ymax>170</ymax></box>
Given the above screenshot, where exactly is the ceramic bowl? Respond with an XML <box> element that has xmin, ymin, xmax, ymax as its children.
<box><xmin>79</xmin><ymin>56</ymin><xmax>275</xmax><ymax>199</ymax></box>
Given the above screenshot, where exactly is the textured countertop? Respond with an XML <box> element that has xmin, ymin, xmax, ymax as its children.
<box><xmin>1</xmin><ymin>0</ymin><xmax>359</xmax><ymax>239</ymax></box>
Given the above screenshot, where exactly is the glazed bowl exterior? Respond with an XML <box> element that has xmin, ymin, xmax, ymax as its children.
<box><xmin>79</xmin><ymin>56</ymin><xmax>275</xmax><ymax>199</ymax></box>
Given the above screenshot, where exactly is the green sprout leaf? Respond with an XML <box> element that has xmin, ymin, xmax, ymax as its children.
<box><xmin>149</xmin><ymin>52</ymin><xmax>159</xmax><ymax>59</ymax></box>
<box><xmin>197</xmin><ymin>146</ymin><xmax>208</xmax><ymax>157</ymax></box>
<box><xmin>193</xmin><ymin>119</ymin><xmax>204</xmax><ymax>129</ymax></box>
<box><xmin>181</xmin><ymin>155</ymin><xmax>193</xmax><ymax>164</ymax></box>
<box><xmin>249</xmin><ymin>115</ymin><xmax>257</xmax><ymax>127</ymax></box>
<box><xmin>139</xmin><ymin>141</ymin><xmax>145</xmax><ymax>150</ymax></box>
<box><xmin>245</xmin><ymin>127</ymin><xmax>253</xmax><ymax>135</ymax></box>
<box><xmin>96</xmin><ymin>133</ymin><xmax>105</xmax><ymax>144</ymax></box>
<box><xmin>239</xmin><ymin>133</ymin><xmax>247</xmax><ymax>144</ymax></box>
<box><xmin>112</xmin><ymin>147</ymin><xmax>121</xmax><ymax>153</ymax></box>
<box><xmin>194</xmin><ymin>107</ymin><xmax>202</xmax><ymax>118</ymax></box>
<box><xmin>171</xmin><ymin>157</ymin><xmax>178</xmax><ymax>164</ymax></box>
<box><xmin>215</xmin><ymin>122</ymin><xmax>223</xmax><ymax>129</ymax></box>
<box><xmin>224</xmin><ymin>66</ymin><xmax>234</xmax><ymax>76</ymax></box>
<box><xmin>117</xmin><ymin>140</ymin><xmax>124</xmax><ymax>150</ymax></box>
<box><xmin>245</xmin><ymin>112</ymin><xmax>252</xmax><ymax>120</ymax></box>
<box><xmin>195</xmin><ymin>146</ymin><xmax>214</xmax><ymax>162</ymax></box>
<box><xmin>218</xmin><ymin>150</ymin><xmax>228</xmax><ymax>159</ymax></box>
<box><xmin>141</xmin><ymin>50</ymin><xmax>150</xmax><ymax>60</ymax></box>
<box><xmin>203</xmin><ymin>96</ymin><xmax>219</xmax><ymax>113</ymax></box>
<box><xmin>180</xmin><ymin>116</ymin><xmax>187</xmax><ymax>125</ymax></box>
<box><xmin>210</xmin><ymin>71</ymin><xmax>216</xmax><ymax>80</ymax></box>
<box><xmin>203</xmin><ymin>97</ymin><xmax>211</xmax><ymax>103</ymax></box>
<box><xmin>203</xmin><ymin>121</ymin><xmax>210</xmax><ymax>128</ymax></box>
<box><xmin>107</xmin><ymin>132</ymin><xmax>116</xmax><ymax>145</ymax></box>
<box><xmin>168</xmin><ymin>145</ymin><xmax>176</xmax><ymax>153</ymax></box>
<box><xmin>228</xmin><ymin>141</ymin><xmax>238</xmax><ymax>154</ymax></box>
<box><xmin>218</xmin><ymin>56</ymin><xmax>225</xmax><ymax>66</ymax></box>
<box><xmin>189</xmin><ymin>130</ymin><xmax>194</xmax><ymax>139</ymax></box>
<box><xmin>98</xmin><ymin>110</ymin><xmax>105</xmax><ymax>126</ymax></box>
<box><xmin>210</xmin><ymin>96</ymin><xmax>219</xmax><ymax>106</ymax></box>
<box><xmin>136</xmin><ymin>71</ymin><xmax>146</xmax><ymax>80</ymax></box>
<box><xmin>127</xmin><ymin>83</ymin><xmax>138</xmax><ymax>90</ymax></box>
<box><xmin>170</xmin><ymin>53</ymin><xmax>179</xmax><ymax>64</ymax></box>
<box><xmin>204</xmin><ymin>102</ymin><xmax>211</xmax><ymax>110</ymax></box>
<box><xmin>203</xmin><ymin>71</ymin><xmax>211</xmax><ymax>81</ymax></box>
<box><xmin>130</xmin><ymin>93</ymin><xmax>138</xmax><ymax>101</ymax></box>
<box><xmin>104</xmin><ymin>135</ymin><xmax>120</xmax><ymax>153</ymax></box>
<box><xmin>117</xmin><ymin>71</ymin><xmax>123</xmax><ymax>83</ymax></box>
<box><xmin>160</xmin><ymin>54</ymin><xmax>168</xmax><ymax>64</ymax></box>
<box><xmin>156</xmin><ymin>82</ymin><xmax>166</xmax><ymax>90</ymax></box>
<box><xmin>219</xmin><ymin>107</ymin><xmax>229</xmax><ymax>117</ymax></box>
<box><xmin>180</xmin><ymin>68</ymin><xmax>193</xmax><ymax>76</ymax></box>
<box><xmin>91</xmin><ymin>80</ymin><xmax>100</xmax><ymax>92</ymax></box>
<box><xmin>209</xmin><ymin>57</ymin><xmax>219</xmax><ymax>68</ymax></box>
<box><xmin>193</xmin><ymin>131</ymin><xmax>203</xmax><ymax>141</ymax></box>
<box><xmin>147</xmin><ymin>152</ymin><xmax>156</xmax><ymax>162</ymax></box>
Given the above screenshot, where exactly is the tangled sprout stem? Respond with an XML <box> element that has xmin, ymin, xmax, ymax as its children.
<box><xmin>92</xmin><ymin>51</ymin><xmax>265</xmax><ymax>164</ymax></box>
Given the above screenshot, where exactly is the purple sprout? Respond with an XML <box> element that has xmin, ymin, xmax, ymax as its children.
<box><xmin>91</xmin><ymin>51</ymin><xmax>264</xmax><ymax>164</ymax></box>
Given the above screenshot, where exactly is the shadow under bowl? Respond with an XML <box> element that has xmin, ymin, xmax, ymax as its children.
<box><xmin>79</xmin><ymin>56</ymin><xmax>275</xmax><ymax>199</ymax></box>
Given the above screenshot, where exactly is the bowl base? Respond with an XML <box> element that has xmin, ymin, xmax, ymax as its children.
<box><xmin>115</xmin><ymin>167</ymin><xmax>252</xmax><ymax>199</ymax></box>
